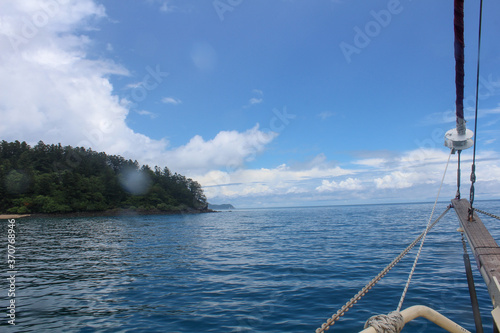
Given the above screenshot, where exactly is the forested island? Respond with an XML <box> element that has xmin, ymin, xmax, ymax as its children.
<box><xmin>0</xmin><ymin>140</ymin><xmax>209</xmax><ymax>215</ymax></box>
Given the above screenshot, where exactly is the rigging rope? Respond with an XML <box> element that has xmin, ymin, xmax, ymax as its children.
<box><xmin>315</xmin><ymin>206</ymin><xmax>451</xmax><ymax>333</ymax></box>
<box><xmin>475</xmin><ymin>208</ymin><xmax>500</xmax><ymax>221</ymax></box>
<box><xmin>396</xmin><ymin>150</ymin><xmax>453</xmax><ymax>311</ymax></box>
<box><xmin>468</xmin><ymin>0</ymin><xmax>484</xmax><ymax>221</ymax></box>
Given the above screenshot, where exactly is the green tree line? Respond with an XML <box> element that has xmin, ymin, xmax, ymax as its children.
<box><xmin>0</xmin><ymin>140</ymin><xmax>208</xmax><ymax>214</ymax></box>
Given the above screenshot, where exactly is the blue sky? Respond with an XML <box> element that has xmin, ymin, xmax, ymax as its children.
<box><xmin>1</xmin><ymin>0</ymin><xmax>499</xmax><ymax>207</ymax></box>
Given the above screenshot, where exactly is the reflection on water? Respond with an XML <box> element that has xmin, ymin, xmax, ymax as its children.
<box><xmin>1</xmin><ymin>201</ymin><xmax>499</xmax><ymax>332</ymax></box>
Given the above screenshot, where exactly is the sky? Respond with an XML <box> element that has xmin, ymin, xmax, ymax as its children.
<box><xmin>0</xmin><ymin>0</ymin><xmax>499</xmax><ymax>208</ymax></box>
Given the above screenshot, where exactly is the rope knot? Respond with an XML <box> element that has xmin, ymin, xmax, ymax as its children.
<box><xmin>364</xmin><ymin>311</ymin><xmax>404</xmax><ymax>333</ymax></box>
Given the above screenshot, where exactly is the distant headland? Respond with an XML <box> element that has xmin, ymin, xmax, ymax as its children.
<box><xmin>208</xmin><ymin>203</ymin><xmax>235</xmax><ymax>210</ymax></box>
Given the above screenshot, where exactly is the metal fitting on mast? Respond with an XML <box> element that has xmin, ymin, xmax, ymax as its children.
<box><xmin>444</xmin><ymin>127</ymin><xmax>474</xmax><ymax>151</ymax></box>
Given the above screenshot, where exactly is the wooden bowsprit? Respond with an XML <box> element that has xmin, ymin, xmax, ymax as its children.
<box><xmin>452</xmin><ymin>198</ymin><xmax>500</xmax><ymax>329</ymax></box>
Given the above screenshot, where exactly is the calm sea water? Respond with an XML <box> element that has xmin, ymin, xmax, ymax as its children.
<box><xmin>2</xmin><ymin>201</ymin><xmax>500</xmax><ymax>332</ymax></box>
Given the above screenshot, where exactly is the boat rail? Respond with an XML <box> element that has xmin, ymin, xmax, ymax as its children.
<box><xmin>360</xmin><ymin>305</ymin><xmax>471</xmax><ymax>333</ymax></box>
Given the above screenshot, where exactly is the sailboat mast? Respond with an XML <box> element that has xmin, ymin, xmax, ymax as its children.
<box><xmin>454</xmin><ymin>0</ymin><xmax>466</xmax><ymax>136</ymax></box>
<box><xmin>444</xmin><ymin>0</ymin><xmax>473</xmax><ymax>151</ymax></box>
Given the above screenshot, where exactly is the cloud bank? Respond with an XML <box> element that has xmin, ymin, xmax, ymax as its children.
<box><xmin>200</xmin><ymin>149</ymin><xmax>500</xmax><ymax>207</ymax></box>
<box><xmin>0</xmin><ymin>0</ymin><xmax>275</xmax><ymax>175</ymax></box>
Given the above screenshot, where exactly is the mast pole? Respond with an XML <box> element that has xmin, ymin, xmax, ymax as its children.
<box><xmin>454</xmin><ymin>0</ymin><xmax>466</xmax><ymax>136</ymax></box>
<box><xmin>445</xmin><ymin>0</ymin><xmax>473</xmax><ymax>151</ymax></box>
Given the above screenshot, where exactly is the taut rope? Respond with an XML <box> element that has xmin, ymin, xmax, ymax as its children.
<box><xmin>397</xmin><ymin>150</ymin><xmax>452</xmax><ymax>311</ymax></box>
<box><xmin>316</xmin><ymin>206</ymin><xmax>451</xmax><ymax>332</ymax></box>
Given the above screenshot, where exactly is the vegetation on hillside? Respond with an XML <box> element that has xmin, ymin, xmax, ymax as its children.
<box><xmin>0</xmin><ymin>140</ymin><xmax>208</xmax><ymax>214</ymax></box>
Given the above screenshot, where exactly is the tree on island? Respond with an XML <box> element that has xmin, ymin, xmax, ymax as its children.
<box><xmin>0</xmin><ymin>140</ymin><xmax>208</xmax><ymax>214</ymax></box>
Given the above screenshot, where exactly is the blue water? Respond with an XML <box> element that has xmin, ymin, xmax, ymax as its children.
<box><xmin>2</xmin><ymin>201</ymin><xmax>500</xmax><ymax>332</ymax></box>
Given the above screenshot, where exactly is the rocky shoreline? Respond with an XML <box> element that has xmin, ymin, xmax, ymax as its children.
<box><xmin>1</xmin><ymin>208</ymin><xmax>215</xmax><ymax>219</ymax></box>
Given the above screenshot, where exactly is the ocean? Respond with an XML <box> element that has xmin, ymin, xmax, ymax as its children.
<box><xmin>2</xmin><ymin>201</ymin><xmax>500</xmax><ymax>332</ymax></box>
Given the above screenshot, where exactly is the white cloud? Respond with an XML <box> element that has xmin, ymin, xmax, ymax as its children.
<box><xmin>371</xmin><ymin>149</ymin><xmax>453</xmax><ymax>189</ymax></box>
<box><xmin>316</xmin><ymin>177</ymin><xmax>363</xmax><ymax>192</ymax></box>
<box><xmin>125</xmin><ymin>82</ymin><xmax>144</xmax><ymax>89</ymax></box>
<box><xmin>163</xmin><ymin>125</ymin><xmax>278</xmax><ymax>173</ymax></box>
<box><xmin>374</xmin><ymin>171</ymin><xmax>415</xmax><ymax>189</ymax></box>
<box><xmin>244</xmin><ymin>89</ymin><xmax>264</xmax><ymax>108</ymax></box>
<box><xmin>136</xmin><ymin>110</ymin><xmax>158</xmax><ymax>119</ymax></box>
<box><xmin>249</xmin><ymin>97</ymin><xmax>263</xmax><ymax>105</ymax></box>
<box><xmin>353</xmin><ymin>158</ymin><xmax>386</xmax><ymax>168</ymax></box>
<box><xmin>161</xmin><ymin>96</ymin><xmax>182</xmax><ymax>105</ymax></box>
<box><xmin>0</xmin><ymin>1</ymin><xmax>138</xmax><ymax>153</ymax></box>
<box><xmin>484</xmin><ymin>139</ymin><xmax>497</xmax><ymax>145</ymax></box>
